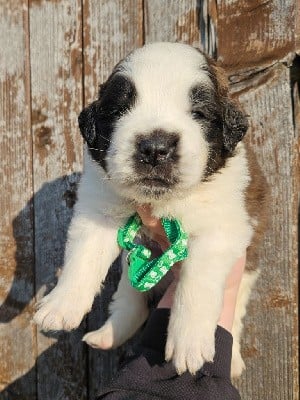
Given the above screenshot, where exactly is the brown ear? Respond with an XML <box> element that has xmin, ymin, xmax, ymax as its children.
<box><xmin>222</xmin><ymin>99</ymin><xmax>249</xmax><ymax>152</ymax></box>
<box><xmin>210</xmin><ymin>61</ymin><xmax>249</xmax><ymax>152</ymax></box>
<box><xmin>209</xmin><ymin>61</ymin><xmax>229</xmax><ymax>99</ymax></box>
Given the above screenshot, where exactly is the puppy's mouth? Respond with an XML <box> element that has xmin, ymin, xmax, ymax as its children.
<box><xmin>115</xmin><ymin>170</ymin><xmax>180</xmax><ymax>200</ymax></box>
<box><xmin>140</xmin><ymin>176</ymin><xmax>171</xmax><ymax>187</ymax></box>
<box><xmin>133</xmin><ymin>173</ymin><xmax>179</xmax><ymax>199</ymax></box>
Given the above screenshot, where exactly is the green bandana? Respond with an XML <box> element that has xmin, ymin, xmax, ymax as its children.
<box><xmin>117</xmin><ymin>213</ymin><xmax>188</xmax><ymax>291</ymax></box>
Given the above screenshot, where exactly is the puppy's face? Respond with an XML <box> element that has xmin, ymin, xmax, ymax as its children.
<box><xmin>79</xmin><ymin>43</ymin><xmax>248</xmax><ymax>202</ymax></box>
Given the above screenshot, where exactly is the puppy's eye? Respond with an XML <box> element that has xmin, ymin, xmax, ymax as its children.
<box><xmin>98</xmin><ymin>74</ymin><xmax>137</xmax><ymax>120</ymax></box>
<box><xmin>107</xmin><ymin>108</ymin><xmax>122</xmax><ymax>117</ymax></box>
<box><xmin>191</xmin><ymin>110</ymin><xmax>206</xmax><ymax>120</ymax></box>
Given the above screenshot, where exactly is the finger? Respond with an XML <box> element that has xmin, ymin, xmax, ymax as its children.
<box><xmin>218</xmin><ymin>254</ymin><xmax>246</xmax><ymax>332</ymax></box>
<box><xmin>225</xmin><ymin>254</ymin><xmax>246</xmax><ymax>290</ymax></box>
<box><xmin>136</xmin><ymin>204</ymin><xmax>158</xmax><ymax>227</ymax></box>
<box><xmin>136</xmin><ymin>204</ymin><xmax>169</xmax><ymax>249</ymax></box>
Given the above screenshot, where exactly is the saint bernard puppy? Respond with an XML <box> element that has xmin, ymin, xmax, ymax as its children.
<box><xmin>34</xmin><ymin>42</ymin><xmax>268</xmax><ymax>376</ymax></box>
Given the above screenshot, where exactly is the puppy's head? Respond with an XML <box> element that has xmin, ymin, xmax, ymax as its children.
<box><xmin>79</xmin><ymin>42</ymin><xmax>248</xmax><ymax>202</ymax></box>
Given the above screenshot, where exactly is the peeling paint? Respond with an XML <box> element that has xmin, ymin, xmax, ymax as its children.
<box><xmin>217</xmin><ymin>0</ymin><xmax>296</xmax><ymax>71</ymax></box>
<box><xmin>267</xmin><ymin>289</ymin><xmax>292</xmax><ymax>309</ymax></box>
<box><xmin>175</xmin><ymin>7</ymin><xmax>200</xmax><ymax>46</ymax></box>
<box><xmin>0</xmin><ymin>10</ymin><xmax>26</xmax><ymax>80</ymax></box>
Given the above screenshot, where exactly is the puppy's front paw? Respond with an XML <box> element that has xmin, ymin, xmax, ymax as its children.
<box><xmin>34</xmin><ymin>288</ymin><xmax>91</xmax><ymax>331</ymax></box>
<box><xmin>166</xmin><ymin>318</ymin><xmax>216</xmax><ymax>375</ymax></box>
<box><xmin>83</xmin><ymin>321</ymin><xmax>114</xmax><ymax>350</ymax></box>
<box><xmin>231</xmin><ymin>342</ymin><xmax>245</xmax><ymax>378</ymax></box>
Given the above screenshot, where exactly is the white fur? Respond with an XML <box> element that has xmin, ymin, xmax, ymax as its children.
<box><xmin>82</xmin><ymin>252</ymin><xmax>149</xmax><ymax>349</ymax></box>
<box><xmin>34</xmin><ymin>153</ymin><xmax>133</xmax><ymax>331</ymax></box>
<box><xmin>34</xmin><ymin>43</ymin><xmax>255</xmax><ymax>376</ymax></box>
<box><xmin>107</xmin><ymin>43</ymin><xmax>211</xmax><ymax>202</ymax></box>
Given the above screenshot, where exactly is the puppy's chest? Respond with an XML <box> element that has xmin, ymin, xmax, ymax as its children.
<box><xmin>151</xmin><ymin>186</ymin><xmax>249</xmax><ymax>236</ymax></box>
<box><xmin>151</xmin><ymin>148</ymin><xmax>251</xmax><ymax>236</ymax></box>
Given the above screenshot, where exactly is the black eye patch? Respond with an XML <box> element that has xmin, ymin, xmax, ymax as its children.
<box><xmin>99</xmin><ymin>74</ymin><xmax>137</xmax><ymax>120</ymax></box>
<box><xmin>189</xmin><ymin>84</ymin><xmax>228</xmax><ymax>178</ymax></box>
<box><xmin>78</xmin><ymin>74</ymin><xmax>137</xmax><ymax>171</ymax></box>
<box><xmin>189</xmin><ymin>86</ymin><xmax>221</xmax><ymax>122</ymax></box>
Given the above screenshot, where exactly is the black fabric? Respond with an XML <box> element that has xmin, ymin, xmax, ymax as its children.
<box><xmin>96</xmin><ymin>309</ymin><xmax>241</xmax><ymax>400</ymax></box>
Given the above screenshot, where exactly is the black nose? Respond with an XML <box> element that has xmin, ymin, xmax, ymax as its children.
<box><xmin>136</xmin><ymin>132</ymin><xmax>179</xmax><ymax>166</ymax></box>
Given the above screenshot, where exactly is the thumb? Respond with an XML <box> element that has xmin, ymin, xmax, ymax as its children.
<box><xmin>136</xmin><ymin>204</ymin><xmax>160</xmax><ymax>229</ymax></box>
<box><xmin>136</xmin><ymin>204</ymin><xmax>168</xmax><ymax>247</ymax></box>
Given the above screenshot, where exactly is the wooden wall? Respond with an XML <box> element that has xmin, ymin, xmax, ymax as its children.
<box><xmin>0</xmin><ymin>1</ymin><xmax>298</xmax><ymax>399</ymax></box>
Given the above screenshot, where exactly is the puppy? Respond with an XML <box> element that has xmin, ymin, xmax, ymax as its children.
<box><xmin>34</xmin><ymin>42</ymin><xmax>268</xmax><ymax>376</ymax></box>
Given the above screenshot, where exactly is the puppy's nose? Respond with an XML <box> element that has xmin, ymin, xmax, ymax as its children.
<box><xmin>136</xmin><ymin>133</ymin><xmax>179</xmax><ymax>166</ymax></box>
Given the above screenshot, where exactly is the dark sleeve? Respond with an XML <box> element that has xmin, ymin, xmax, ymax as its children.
<box><xmin>96</xmin><ymin>309</ymin><xmax>241</xmax><ymax>400</ymax></box>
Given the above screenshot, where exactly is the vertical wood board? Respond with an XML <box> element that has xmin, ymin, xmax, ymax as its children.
<box><xmin>83</xmin><ymin>0</ymin><xmax>144</xmax><ymax>104</ymax></box>
<box><xmin>291</xmin><ymin>67</ymin><xmax>299</xmax><ymax>400</ymax></box>
<box><xmin>232</xmin><ymin>64</ymin><xmax>297</xmax><ymax>400</ymax></box>
<box><xmin>144</xmin><ymin>0</ymin><xmax>200</xmax><ymax>46</ymax></box>
<box><xmin>82</xmin><ymin>1</ymin><xmax>143</xmax><ymax>397</ymax></box>
<box><xmin>0</xmin><ymin>1</ymin><xmax>37</xmax><ymax>398</ymax></box>
<box><xmin>29</xmin><ymin>0</ymin><xmax>85</xmax><ymax>398</ymax></box>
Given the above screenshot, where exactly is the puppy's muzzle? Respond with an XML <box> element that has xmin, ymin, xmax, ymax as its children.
<box><xmin>135</xmin><ymin>130</ymin><xmax>179</xmax><ymax>167</ymax></box>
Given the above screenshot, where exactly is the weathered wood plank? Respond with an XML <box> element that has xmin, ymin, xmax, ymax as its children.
<box><xmin>291</xmin><ymin>60</ymin><xmax>300</xmax><ymax>400</ymax></box>
<box><xmin>83</xmin><ymin>0</ymin><xmax>144</xmax><ymax>104</ymax></box>
<box><xmin>296</xmin><ymin>0</ymin><xmax>300</xmax><ymax>52</ymax></box>
<box><xmin>216</xmin><ymin>2</ymin><xmax>299</xmax><ymax>396</ymax></box>
<box><xmin>231</xmin><ymin>63</ymin><xmax>298</xmax><ymax>400</ymax></box>
<box><xmin>0</xmin><ymin>1</ymin><xmax>37</xmax><ymax>398</ymax></box>
<box><xmin>29</xmin><ymin>0</ymin><xmax>85</xmax><ymax>398</ymax></box>
<box><xmin>198</xmin><ymin>0</ymin><xmax>217</xmax><ymax>57</ymax></box>
<box><xmin>216</xmin><ymin>0</ymin><xmax>297</xmax><ymax>72</ymax></box>
<box><xmin>144</xmin><ymin>0</ymin><xmax>200</xmax><ymax>46</ymax></box>
<box><xmin>82</xmin><ymin>1</ymin><xmax>143</xmax><ymax>397</ymax></box>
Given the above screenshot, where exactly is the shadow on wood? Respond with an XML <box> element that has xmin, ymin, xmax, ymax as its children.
<box><xmin>0</xmin><ymin>174</ymin><xmax>123</xmax><ymax>400</ymax></box>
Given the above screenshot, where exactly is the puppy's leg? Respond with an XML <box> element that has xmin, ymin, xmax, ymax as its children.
<box><xmin>231</xmin><ymin>269</ymin><xmax>259</xmax><ymax>377</ymax></box>
<box><xmin>34</xmin><ymin>212</ymin><xmax>120</xmax><ymax>331</ymax></box>
<box><xmin>165</xmin><ymin>234</ymin><xmax>247</xmax><ymax>375</ymax></box>
<box><xmin>83</xmin><ymin>253</ymin><xmax>149</xmax><ymax>349</ymax></box>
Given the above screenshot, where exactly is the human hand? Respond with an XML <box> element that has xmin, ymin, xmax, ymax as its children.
<box><xmin>136</xmin><ymin>204</ymin><xmax>246</xmax><ymax>333</ymax></box>
<box><xmin>136</xmin><ymin>204</ymin><xmax>170</xmax><ymax>251</ymax></box>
